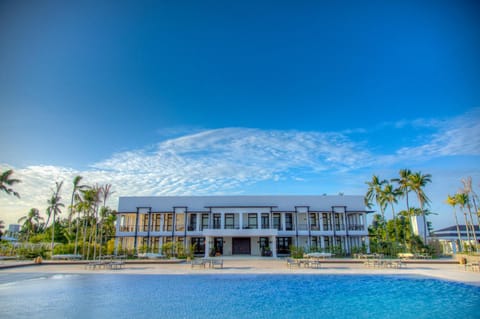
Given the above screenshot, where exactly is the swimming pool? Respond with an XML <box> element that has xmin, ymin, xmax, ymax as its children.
<box><xmin>1</xmin><ymin>274</ymin><xmax>478</xmax><ymax>319</ymax></box>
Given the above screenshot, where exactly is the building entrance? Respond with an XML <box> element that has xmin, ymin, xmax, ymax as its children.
<box><xmin>232</xmin><ymin>237</ymin><xmax>251</xmax><ymax>255</ymax></box>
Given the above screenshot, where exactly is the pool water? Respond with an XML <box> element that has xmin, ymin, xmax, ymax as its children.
<box><xmin>0</xmin><ymin>274</ymin><xmax>478</xmax><ymax>319</ymax></box>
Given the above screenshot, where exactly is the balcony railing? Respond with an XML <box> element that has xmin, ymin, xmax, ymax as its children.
<box><xmin>119</xmin><ymin>225</ymin><xmax>136</xmax><ymax>232</ymax></box>
<box><xmin>119</xmin><ymin>224</ymin><xmax>365</xmax><ymax>233</ymax></box>
<box><xmin>348</xmin><ymin>224</ymin><xmax>365</xmax><ymax>231</ymax></box>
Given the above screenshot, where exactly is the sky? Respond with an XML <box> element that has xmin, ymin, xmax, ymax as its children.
<box><xmin>1</xmin><ymin>1</ymin><xmax>479</xmax><ymax>229</ymax></box>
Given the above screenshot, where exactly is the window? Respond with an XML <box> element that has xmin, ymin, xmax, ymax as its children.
<box><xmin>225</xmin><ymin>214</ymin><xmax>234</xmax><ymax>229</ymax></box>
<box><xmin>277</xmin><ymin>237</ymin><xmax>292</xmax><ymax>254</ymax></box>
<box><xmin>213</xmin><ymin>214</ymin><xmax>221</xmax><ymax>229</ymax></box>
<box><xmin>164</xmin><ymin>214</ymin><xmax>173</xmax><ymax>231</ymax></box>
<box><xmin>310</xmin><ymin>213</ymin><xmax>319</xmax><ymax>230</ymax></box>
<box><xmin>322</xmin><ymin>213</ymin><xmax>330</xmax><ymax>231</ymax></box>
<box><xmin>335</xmin><ymin>213</ymin><xmax>343</xmax><ymax>231</ymax></box>
<box><xmin>153</xmin><ymin>214</ymin><xmax>160</xmax><ymax>232</ymax></box>
<box><xmin>188</xmin><ymin>214</ymin><xmax>197</xmax><ymax>231</ymax></box>
<box><xmin>248</xmin><ymin>213</ymin><xmax>257</xmax><ymax>229</ymax></box>
<box><xmin>175</xmin><ymin>213</ymin><xmax>185</xmax><ymax>231</ymax></box>
<box><xmin>191</xmin><ymin>237</ymin><xmax>205</xmax><ymax>255</ymax></box>
<box><xmin>273</xmin><ymin>213</ymin><xmax>281</xmax><ymax>230</ymax></box>
<box><xmin>285</xmin><ymin>213</ymin><xmax>293</xmax><ymax>231</ymax></box>
<box><xmin>324</xmin><ymin>236</ymin><xmax>331</xmax><ymax>251</ymax></box>
<box><xmin>261</xmin><ymin>213</ymin><xmax>269</xmax><ymax>229</ymax></box>
<box><xmin>201</xmin><ymin>214</ymin><xmax>209</xmax><ymax>230</ymax></box>
<box><xmin>142</xmin><ymin>214</ymin><xmax>149</xmax><ymax>232</ymax></box>
<box><xmin>150</xmin><ymin>237</ymin><xmax>160</xmax><ymax>251</ymax></box>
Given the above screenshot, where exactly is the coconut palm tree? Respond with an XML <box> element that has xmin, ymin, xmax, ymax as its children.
<box><xmin>409</xmin><ymin>172</ymin><xmax>432</xmax><ymax>243</ymax></box>
<box><xmin>18</xmin><ymin>208</ymin><xmax>44</xmax><ymax>242</ymax></box>
<box><xmin>78</xmin><ymin>187</ymin><xmax>100</xmax><ymax>259</ymax></box>
<box><xmin>456</xmin><ymin>192</ymin><xmax>472</xmax><ymax>251</ymax></box>
<box><xmin>47</xmin><ymin>181</ymin><xmax>64</xmax><ymax>252</ymax></box>
<box><xmin>0</xmin><ymin>220</ymin><xmax>5</xmax><ymax>240</ymax></box>
<box><xmin>0</xmin><ymin>169</ymin><xmax>20</xmax><ymax>198</ymax></box>
<box><xmin>380</xmin><ymin>182</ymin><xmax>402</xmax><ymax>247</ymax></box>
<box><xmin>69</xmin><ymin>176</ymin><xmax>88</xmax><ymax>226</ymax></box>
<box><xmin>97</xmin><ymin>184</ymin><xmax>114</xmax><ymax>258</ymax></box>
<box><xmin>461</xmin><ymin>177</ymin><xmax>479</xmax><ymax>241</ymax></box>
<box><xmin>392</xmin><ymin>169</ymin><xmax>412</xmax><ymax>210</ymax></box>
<box><xmin>366</xmin><ymin>175</ymin><xmax>388</xmax><ymax>240</ymax></box>
<box><xmin>459</xmin><ymin>191</ymin><xmax>478</xmax><ymax>251</ymax></box>
<box><xmin>70</xmin><ymin>176</ymin><xmax>89</xmax><ymax>255</ymax></box>
<box><xmin>445</xmin><ymin>195</ymin><xmax>462</xmax><ymax>252</ymax></box>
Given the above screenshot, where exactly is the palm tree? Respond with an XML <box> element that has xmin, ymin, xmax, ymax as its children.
<box><xmin>70</xmin><ymin>176</ymin><xmax>88</xmax><ymax>255</ymax></box>
<box><xmin>78</xmin><ymin>187</ymin><xmax>100</xmax><ymax>259</ymax></box>
<box><xmin>0</xmin><ymin>169</ymin><xmax>20</xmax><ymax>198</ymax></box>
<box><xmin>18</xmin><ymin>208</ymin><xmax>44</xmax><ymax>242</ymax></box>
<box><xmin>380</xmin><ymin>182</ymin><xmax>402</xmax><ymax>247</ymax></box>
<box><xmin>461</xmin><ymin>177</ymin><xmax>479</xmax><ymax>244</ymax></box>
<box><xmin>459</xmin><ymin>191</ymin><xmax>478</xmax><ymax>251</ymax></box>
<box><xmin>0</xmin><ymin>220</ymin><xmax>5</xmax><ymax>240</ymax></box>
<box><xmin>409</xmin><ymin>172</ymin><xmax>432</xmax><ymax>243</ymax></box>
<box><xmin>366</xmin><ymin>175</ymin><xmax>388</xmax><ymax>241</ymax></box>
<box><xmin>445</xmin><ymin>195</ymin><xmax>462</xmax><ymax>252</ymax></box>
<box><xmin>97</xmin><ymin>184</ymin><xmax>114</xmax><ymax>258</ymax></box>
<box><xmin>47</xmin><ymin>181</ymin><xmax>64</xmax><ymax>253</ymax></box>
<box><xmin>456</xmin><ymin>192</ymin><xmax>472</xmax><ymax>251</ymax></box>
<box><xmin>392</xmin><ymin>169</ymin><xmax>412</xmax><ymax>210</ymax></box>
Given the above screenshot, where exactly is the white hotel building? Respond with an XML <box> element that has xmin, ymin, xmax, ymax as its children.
<box><xmin>115</xmin><ymin>195</ymin><xmax>370</xmax><ymax>258</ymax></box>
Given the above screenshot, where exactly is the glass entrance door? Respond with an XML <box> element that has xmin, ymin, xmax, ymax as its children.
<box><xmin>214</xmin><ymin>237</ymin><xmax>223</xmax><ymax>255</ymax></box>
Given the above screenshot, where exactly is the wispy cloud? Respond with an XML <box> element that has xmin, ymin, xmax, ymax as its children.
<box><xmin>1</xmin><ymin>109</ymin><xmax>479</xmax><ymax>226</ymax></box>
<box><xmin>394</xmin><ymin>108</ymin><xmax>480</xmax><ymax>158</ymax></box>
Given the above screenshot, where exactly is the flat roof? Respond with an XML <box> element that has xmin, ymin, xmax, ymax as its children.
<box><xmin>117</xmin><ymin>195</ymin><xmax>367</xmax><ymax>213</ymax></box>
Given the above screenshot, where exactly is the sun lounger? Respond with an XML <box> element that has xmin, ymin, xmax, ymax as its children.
<box><xmin>108</xmin><ymin>261</ymin><xmax>125</xmax><ymax>270</ymax></box>
<box><xmin>307</xmin><ymin>260</ymin><xmax>321</xmax><ymax>269</ymax></box>
<box><xmin>85</xmin><ymin>261</ymin><xmax>105</xmax><ymax>270</ymax></box>
<box><xmin>191</xmin><ymin>259</ymin><xmax>207</xmax><ymax>268</ymax></box>
<box><xmin>211</xmin><ymin>259</ymin><xmax>223</xmax><ymax>269</ymax></box>
<box><xmin>286</xmin><ymin>258</ymin><xmax>300</xmax><ymax>268</ymax></box>
<box><xmin>466</xmin><ymin>262</ymin><xmax>479</xmax><ymax>272</ymax></box>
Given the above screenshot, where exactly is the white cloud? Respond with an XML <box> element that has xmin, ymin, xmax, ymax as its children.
<box><xmin>1</xmin><ymin>109</ymin><xmax>479</xmax><ymax>228</ymax></box>
<box><xmin>394</xmin><ymin>108</ymin><xmax>480</xmax><ymax>159</ymax></box>
<box><xmin>1</xmin><ymin>128</ymin><xmax>372</xmax><ymax>224</ymax></box>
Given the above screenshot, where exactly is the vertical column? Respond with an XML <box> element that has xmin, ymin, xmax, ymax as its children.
<box><xmin>134</xmin><ymin>208</ymin><xmax>140</xmax><ymax>253</ymax></box>
<box><xmin>205</xmin><ymin>236</ymin><xmax>211</xmax><ymax>258</ymax></box>
<box><xmin>196</xmin><ymin>213</ymin><xmax>200</xmax><ymax>231</ymax></box>
<box><xmin>160</xmin><ymin>213</ymin><xmax>165</xmax><ymax>232</ymax></box>
<box><xmin>221</xmin><ymin>212</ymin><xmax>225</xmax><ymax>229</ymax></box>
<box><xmin>271</xmin><ymin>236</ymin><xmax>277</xmax><ymax>258</ymax></box>
<box><xmin>257</xmin><ymin>212</ymin><xmax>261</xmax><ymax>229</ymax></box>
<box><xmin>239</xmin><ymin>212</ymin><xmax>243</xmax><ymax>229</ymax></box>
<box><xmin>281</xmin><ymin>213</ymin><xmax>286</xmax><ymax>231</ymax></box>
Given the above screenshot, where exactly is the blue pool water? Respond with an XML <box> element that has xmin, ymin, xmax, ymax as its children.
<box><xmin>0</xmin><ymin>274</ymin><xmax>479</xmax><ymax>319</ymax></box>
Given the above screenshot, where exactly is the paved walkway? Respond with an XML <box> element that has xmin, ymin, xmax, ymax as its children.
<box><xmin>1</xmin><ymin>258</ymin><xmax>479</xmax><ymax>286</ymax></box>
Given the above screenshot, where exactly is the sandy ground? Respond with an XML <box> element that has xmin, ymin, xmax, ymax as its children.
<box><xmin>1</xmin><ymin>258</ymin><xmax>480</xmax><ymax>287</ymax></box>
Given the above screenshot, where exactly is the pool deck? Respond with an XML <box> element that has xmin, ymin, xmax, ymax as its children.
<box><xmin>1</xmin><ymin>258</ymin><xmax>479</xmax><ymax>286</ymax></box>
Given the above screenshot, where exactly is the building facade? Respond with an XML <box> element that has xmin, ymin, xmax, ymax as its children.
<box><xmin>431</xmin><ymin>225</ymin><xmax>480</xmax><ymax>254</ymax></box>
<box><xmin>115</xmin><ymin>195</ymin><xmax>370</xmax><ymax>257</ymax></box>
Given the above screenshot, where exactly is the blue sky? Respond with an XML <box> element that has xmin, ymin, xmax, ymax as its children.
<box><xmin>1</xmin><ymin>1</ymin><xmax>479</xmax><ymax>228</ymax></box>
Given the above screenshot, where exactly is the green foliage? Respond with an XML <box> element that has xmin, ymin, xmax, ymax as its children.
<box><xmin>289</xmin><ymin>245</ymin><xmax>304</xmax><ymax>259</ymax></box>
<box><xmin>16</xmin><ymin>246</ymin><xmax>49</xmax><ymax>259</ymax></box>
<box><xmin>161</xmin><ymin>241</ymin><xmax>184</xmax><ymax>258</ymax></box>
<box><xmin>106</xmin><ymin>239</ymin><xmax>116</xmax><ymax>255</ymax></box>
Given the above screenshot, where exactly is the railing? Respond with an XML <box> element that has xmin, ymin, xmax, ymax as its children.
<box><xmin>348</xmin><ymin>224</ymin><xmax>365</xmax><ymax>231</ymax></box>
<box><xmin>119</xmin><ymin>225</ymin><xmax>136</xmax><ymax>232</ymax></box>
